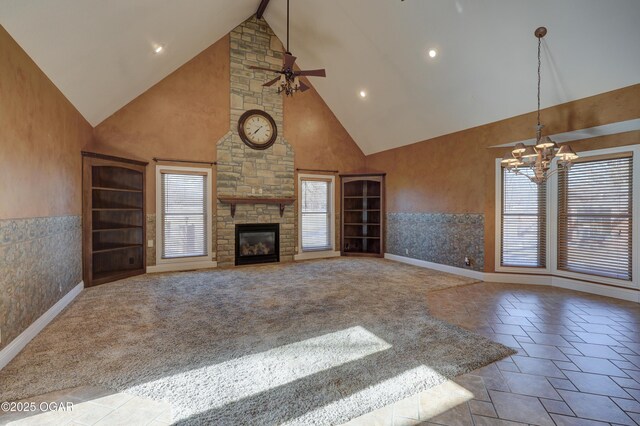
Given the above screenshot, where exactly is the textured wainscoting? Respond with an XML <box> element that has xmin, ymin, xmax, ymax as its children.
<box><xmin>386</xmin><ymin>212</ymin><xmax>484</xmax><ymax>271</ymax></box>
<box><xmin>146</xmin><ymin>214</ymin><xmax>156</xmax><ymax>267</ymax></box>
<box><xmin>0</xmin><ymin>215</ymin><xmax>82</xmax><ymax>349</ymax></box>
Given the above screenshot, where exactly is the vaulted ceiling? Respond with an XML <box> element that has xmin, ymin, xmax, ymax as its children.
<box><xmin>1</xmin><ymin>0</ymin><xmax>639</xmax><ymax>154</ymax></box>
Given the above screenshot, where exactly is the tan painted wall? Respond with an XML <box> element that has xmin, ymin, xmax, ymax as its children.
<box><xmin>0</xmin><ymin>26</ymin><xmax>92</xmax><ymax>219</ymax></box>
<box><xmin>90</xmin><ymin>33</ymin><xmax>366</xmax><ymax>213</ymax></box>
<box><xmin>284</xmin><ymin>85</ymin><xmax>365</xmax><ymax>172</ymax></box>
<box><xmin>0</xmin><ymin>25</ymin><xmax>88</xmax><ymax>350</ymax></box>
<box><xmin>284</xmin><ymin>79</ymin><xmax>367</xmax><ymax>249</ymax></box>
<box><xmin>90</xmin><ymin>35</ymin><xmax>231</xmax><ymax>211</ymax></box>
<box><xmin>366</xmin><ymin>84</ymin><xmax>640</xmax><ymax>272</ymax></box>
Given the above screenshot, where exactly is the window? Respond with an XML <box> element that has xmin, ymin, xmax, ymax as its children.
<box><xmin>300</xmin><ymin>177</ymin><xmax>333</xmax><ymax>252</ymax></box>
<box><xmin>499</xmin><ymin>167</ymin><xmax>547</xmax><ymax>268</ymax></box>
<box><xmin>558</xmin><ymin>154</ymin><xmax>633</xmax><ymax>281</ymax></box>
<box><xmin>159</xmin><ymin>169</ymin><xmax>209</xmax><ymax>260</ymax></box>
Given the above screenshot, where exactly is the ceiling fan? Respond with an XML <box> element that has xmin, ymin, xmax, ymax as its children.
<box><xmin>250</xmin><ymin>0</ymin><xmax>326</xmax><ymax>96</ymax></box>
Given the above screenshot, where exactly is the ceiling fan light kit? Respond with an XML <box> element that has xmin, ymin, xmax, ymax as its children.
<box><xmin>249</xmin><ymin>0</ymin><xmax>326</xmax><ymax>96</ymax></box>
<box><xmin>501</xmin><ymin>27</ymin><xmax>578</xmax><ymax>184</ymax></box>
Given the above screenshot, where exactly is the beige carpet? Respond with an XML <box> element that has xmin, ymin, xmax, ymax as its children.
<box><xmin>0</xmin><ymin>258</ymin><xmax>514</xmax><ymax>425</ymax></box>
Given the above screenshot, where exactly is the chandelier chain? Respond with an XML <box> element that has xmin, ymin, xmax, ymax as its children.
<box><xmin>537</xmin><ymin>36</ymin><xmax>541</xmax><ymax>127</ymax></box>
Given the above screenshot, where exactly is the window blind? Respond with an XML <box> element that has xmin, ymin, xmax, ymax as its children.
<box><xmin>558</xmin><ymin>154</ymin><xmax>632</xmax><ymax>281</ymax></box>
<box><xmin>301</xmin><ymin>179</ymin><xmax>331</xmax><ymax>251</ymax></box>
<box><xmin>501</xmin><ymin>167</ymin><xmax>547</xmax><ymax>267</ymax></box>
<box><xmin>161</xmin><ymin>172</ymin><xmax>207</xmax><ymax>259</ymax></box>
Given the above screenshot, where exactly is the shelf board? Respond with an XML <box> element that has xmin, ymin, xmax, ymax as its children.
<box><xmin>218</xmin><ymin>196</ymin><xmax>295</xmax><ymax>218</ymax></box>
<box><xmin>342</xmin><ymin>251</ymin><xmax>383</xmax><ymax>257</ymax></box>
<box><xmin>92</xmin><ymin>186</ymin><xmax>142</xmax><ymax>193</ymax></box>
<box><xmin>93</xmin><ymin>226</ymin><xmax>142</xmax><ymax>232</ymax></box>
<box><xmin>344</xmin><ymin>236</ymin><xmax>381</xmax><ymax>239</ymax></box>
<box><xmin>93</xmin><ymin>243</ymin><xmax>143</xmax><ymax>254</ymax></box>
<box><xmin>92</xmin><ymin>208</ymin><xmax>142</xmax><ymax>211</ymax></box>
<box><xmin>344</xmin><ymin>223</ymin><xmax>381</xmax><ymax>226</ymax></box>
<box><xmin>92</xmin><ymin>268</ymin><xmax>145</xmax><ymax>284</ymax></box>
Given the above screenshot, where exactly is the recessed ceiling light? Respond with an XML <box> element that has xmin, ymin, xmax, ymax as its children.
<box><xmin>359</xmin><ymin>90</ymin><xmax>367</xmax><ymax>98</ymax></box>
<box><xmin>428</xmin><ymin>49</ymin><xmax>437</xmax><ymax>58</ymax></box>
<box><xmin>153</xmin><ymin>45</ymin><xmax>164</xmax><ymax>54</ymax></box>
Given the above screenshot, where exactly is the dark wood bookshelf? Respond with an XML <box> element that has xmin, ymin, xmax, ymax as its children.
<box><xmin>82</xmin><ymin>152</ymin><xmax>147</xmax><ymax>287</ymax></box>
<box><xmin>340</xmin><ymin>173</ymin><xmax>385</xmax><ymax>257</ymax></box>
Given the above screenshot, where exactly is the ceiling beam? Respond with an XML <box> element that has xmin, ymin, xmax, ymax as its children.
<box><xmin>256</xmin><ymin>0</ymin><xmax>271</xmax><ymax>19</ymax></box>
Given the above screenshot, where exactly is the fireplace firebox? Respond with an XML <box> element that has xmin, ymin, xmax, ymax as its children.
<box><xmin>235</xmin><ymin>223</ymin><xmax>280</xmax><ymax>265</ymax></box>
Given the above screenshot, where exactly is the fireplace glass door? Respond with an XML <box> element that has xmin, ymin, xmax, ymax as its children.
<box><xmin>235</xmin><ymin>224</ymin><xmax>280</xmax><ymax>265</ymax></box>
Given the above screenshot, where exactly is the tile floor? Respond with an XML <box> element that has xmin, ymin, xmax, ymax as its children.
<box><xmin>0</xmin><ymin>386</ymin><xmax>171</xmax><ymax>425</ymax></box>
<box><xmin>1</xmin><ymin>281</ymin><xmax>639</xmax><ymax>425</ymax></box>
<box><xmin>346</xmin><ymin>282</ymin><xmax>640</xmax><ymax>426</ymax></box>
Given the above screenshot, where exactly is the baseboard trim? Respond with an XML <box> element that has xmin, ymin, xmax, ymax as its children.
<box><xmin>294</xmin><ymin>250</ymin><xmax>341</xmax><ymax>261</ymax></box>
<box><xmin>384</xmin><ymin>253</ymin><xmax>484</xmax><ymax>281</ymax></box>
<box><xmin>483</xmin><ymin>272</ymin><xmax>553</xmax><ymax>286</ymax></box>
<box><xmin>485</xmin><ymin>273</ymin><xmax>639</xmax><ymax>302</ymax></box>
<box><xmin>147</xmin><ymin>260</ymin><xmax>218</xmax><ymax>273</ymax></box>
<box><xmin>0</xmin><ymin>281</ymin><xmax>83</xmax><ymax>371</ymax></box>
<box><xmin>385</xmin><ymin>253</ymin><xmax>639</xmax><ymax>303</ymax></box>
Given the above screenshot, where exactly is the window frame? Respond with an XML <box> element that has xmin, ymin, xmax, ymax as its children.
<box><xmin>155</xmin><ymin>165</ymin><xmax>213</xmax><ymax>266</ymax></box>
<box><xmin>494</xmin><ymin>158</ymin><xmax>551</xmax><ymax>274</ymax></box>
<box><xmin>296</xmin><ymin>173</ymin><xmax>337</xmax><ymax>260</ymax></box>
<box><xmin>549</xmin><ymin>145</ymin><xmax>639</xmax><ymax>289</ymax></box>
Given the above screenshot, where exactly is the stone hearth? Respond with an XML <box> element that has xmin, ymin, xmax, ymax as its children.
<box><xmin>215</xmin><ymin>16</ymin><xmax>295</xmax><ymax>267</ymax></box>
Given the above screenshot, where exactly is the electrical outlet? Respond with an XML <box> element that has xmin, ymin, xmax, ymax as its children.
<box><xmin>464</xmin><ymin>256</ymin><xmax>471</xmax><ymax>267</ymax></box>
<box><xmin>405</xmin><ymin>248</ymin><xmax>409</xmax><ymax>255</ymax></box>
<box><xmin>252</xmin><ymin>187</ymin><xmax>256</xmax><ymax>194</ymax></box>
<box><xmin>147</xmin><ymin>240</ymin><xmax>154</xmax><ymax>248</ymax></box>
<box><xmin>59</xmin><ymin>284</ymin><xmax>62</xmax><ymax>293</ymax></box>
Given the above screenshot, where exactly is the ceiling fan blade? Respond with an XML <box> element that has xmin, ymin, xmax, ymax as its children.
<box><xmin>263</xmin><ymin>76</ymin><xmax>281</xmax><ymax>87</ymax></box>
<box><xmin>249</xmin><ymin>65</ymin><xmax>282</xmax><ymax>73</ymax></box>
<box><xmin>299</xmin><ymin>81</ymin><xmax>310</xmax><ymax>92</ymax></box>
<box><xmin>295</xmin><ymin>69</ymin><xmax>326</xmax><ymax>77</ymax></box>
<box><xmin>283</xmin><ymin>53</ymin><xmax>297</xmax><ymax>70</ymax></box>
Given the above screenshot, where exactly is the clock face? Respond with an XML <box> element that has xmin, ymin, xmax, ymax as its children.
<box><xmin>238</xmin><ymin>109</ymin><xmax>278</xmax><ymax>150</ymax></box>
<box><xmin>243</xmin><ymin>114</ymin><xmax>273</xmax><ymax>144</ymax></box>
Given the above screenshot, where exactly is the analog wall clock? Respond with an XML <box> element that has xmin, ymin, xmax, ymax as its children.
<box><xmin>237</xmin><ymin>109</ymin><xmax>277</xmax><ymax>150</ymax></box>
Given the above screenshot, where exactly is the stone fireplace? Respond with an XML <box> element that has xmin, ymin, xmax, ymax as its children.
<box><xmin>235</xmin><ymin>223</ymin><xmax>279</xmax><ymax>265</ymax></box>
<box><xmin>215</xmin><ymin>16</ymin><xmax>295</xmax><ymax>267</ymax></box>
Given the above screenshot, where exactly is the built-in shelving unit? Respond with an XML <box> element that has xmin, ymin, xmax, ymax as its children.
<box><xmin>340</xmin><ymin>173</ymin><xmax>385</xmax><ymax>257</ymax></box>
<box><xmin>82</xmin><ymin>152</ymin><xmax>148</xmax><ymax>287</ymax></box>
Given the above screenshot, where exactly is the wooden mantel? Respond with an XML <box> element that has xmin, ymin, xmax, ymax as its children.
<box><xmin>218</xmin><ymin>197</ymin><xmax>296</xmax><ymax>218</ymax></box>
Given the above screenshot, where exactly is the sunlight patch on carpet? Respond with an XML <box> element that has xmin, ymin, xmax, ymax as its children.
<box><xmin>291</xmin><ymin>365</ymin><xmax>474</xmax><ymax>425</ymax></box>
<box><xmin>126</xmin><ymin>326</ymin><xmax>391</xmax><ymax>420</ymax></box>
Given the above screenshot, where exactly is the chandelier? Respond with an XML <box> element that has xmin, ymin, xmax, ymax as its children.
<box><xmin>501</xmin><ymin>27</ymin><xmax>578</xmax><ymax>184</ymax></box>
<box><xmin>276</xmin><ymin>72</ymin><xmax>301</xmax><ymax>96</ymax></box>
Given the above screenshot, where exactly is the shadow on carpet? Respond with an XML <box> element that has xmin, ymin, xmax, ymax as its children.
<box><xmin>0</xmin><ymin>258</ymin><xmax>514</xmax><ymax>425</ymax></box>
